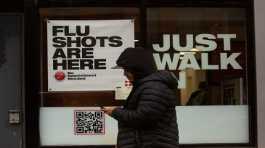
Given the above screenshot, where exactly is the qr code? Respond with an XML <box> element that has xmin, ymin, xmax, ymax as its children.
<box><xmin>74</xmin><ymin>110</ymin><xmax>105</xmax><ymax>135</ymax></box>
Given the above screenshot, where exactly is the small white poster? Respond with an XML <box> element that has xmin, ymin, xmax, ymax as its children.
<box><xmin>115</xmin><ymin>80</ymin><xmax>133</xmax><ymax>100</ymax></box>
<box><xmin>40</xmin><ymin>106</ymin><xmax>249</xmax><ymax>146</ymax></box>
<box><xmin>47</xmin><ymin>20</ymin><xmax>134</xmax><ymax>91</ymax></box>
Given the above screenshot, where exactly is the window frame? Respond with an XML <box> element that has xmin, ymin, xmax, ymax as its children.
<box><xmin>33</xmin><ymin>0</ymin><xmax>257</xmax><ymax>147</ymax></box>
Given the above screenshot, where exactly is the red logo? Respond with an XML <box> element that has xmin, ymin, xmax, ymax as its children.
<box><xmin>55</xmin><ymin>71</ymin><xmax>65</xmax><ymax>81</ymax></box>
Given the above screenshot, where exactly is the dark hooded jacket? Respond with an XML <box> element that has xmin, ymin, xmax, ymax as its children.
<box><xmin>115</xmin><ymin>47</ymin><xmax>157</xmax><ymax>81</ymax></box>
<box><xmin>111</xmin><ymin>47</ymin><xmax>179</xmax><ymax>148</ymax></box>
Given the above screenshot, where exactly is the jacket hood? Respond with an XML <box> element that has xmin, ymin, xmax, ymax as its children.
<box><xmin>137</xmin><ymin>71</ymin><xmax>179</xmax><ymax>89</ymax></box>
<box><xmin>116</xmin><ymin>47</ymin><xmax>157</xmax><ymax>80</ymax></box>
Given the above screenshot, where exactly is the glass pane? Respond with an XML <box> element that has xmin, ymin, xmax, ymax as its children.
<box><xmin>147</xmin><ymin>7</ymin><xmax>250</xmax><ymax>144</ymax></box>
<box><xmin>40</xmin><ymin>7</ymin><xmax>140</xmax><ymax>107</ymax></box>
<box><xmin>39</xmin><ymin>8</ymin><xmax>140</xmax><ymax>146</ymax></box>
<box><xmin>147</xmin><ymin>8</ymin><xmax>248</xmax><ymax>106</ymax></box>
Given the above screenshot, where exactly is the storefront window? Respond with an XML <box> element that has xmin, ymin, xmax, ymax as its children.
<box><xmin>39</xmin><ymin>7</ymin><xmax>141</xmax><ymax>146</ymax></box>
<box><xmin>147</xmin><ymin>8</ymin><xmax>248</xmax><ymax>106</ymax></box>
<box><xmin>39</xmin><ymin>7</ymin><xmax>140</xmax><ymax>106</ymax></box>
<box><xmin>39</xmin><ymin>5</ymin><xmax>254</xmax><ymax>147</ymax></box>
<box><xmin>147</xmin><ymin>7</ymin><xmax>250</xmax><ymax>144</ymax></box>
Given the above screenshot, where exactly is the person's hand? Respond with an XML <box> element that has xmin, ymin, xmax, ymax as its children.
<box><xmin>102</xmin><ymin>106</ymin><xmax>117</xmax><ymax>116</ymax></box>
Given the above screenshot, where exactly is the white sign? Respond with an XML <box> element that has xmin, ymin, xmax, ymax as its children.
<box><xmin>40</xmin><ymin>106</ymin><xmax>249</xmax><ymax>146</ymax></box>
<box><xmin>40</xmin><ymin>107</ymin><xmax>118</xmax><ymax>146</ymax></box>
<box><xmin>47</xmin><ymin>20</ymin><xmax>134</xmax><ymax>91</ymax></box>
<box><xmin>115</xmin><ymin>80</ymin><xmax>132</xmax><ymax>100</ymax></box>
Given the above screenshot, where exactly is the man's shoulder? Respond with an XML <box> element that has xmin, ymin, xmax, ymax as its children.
<box><xmin>140</xmin><ymin>80</ymin><xmax>168</xmax><ymax>90</ymax></box>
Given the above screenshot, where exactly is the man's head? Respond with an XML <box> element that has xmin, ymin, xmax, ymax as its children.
<box><xmin>114</xmin><ymin>47</ymin><xmax>157</xmax><ymax>81</ymax></box>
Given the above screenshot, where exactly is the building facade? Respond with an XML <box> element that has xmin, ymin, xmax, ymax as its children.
<box><xmin>0</xmin><ymin>0</ymin><xmax>264</xmax><ymax>148</ymax></box>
